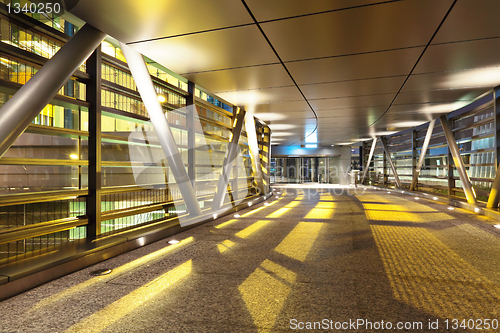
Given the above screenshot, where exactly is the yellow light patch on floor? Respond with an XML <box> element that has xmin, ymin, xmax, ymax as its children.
<box><xmin>241</xmin><ymin>206</ymin><xmax>267</xmax><ymax>217</ymax></box>
<box><xmin>217</xmin><ymin>239</ymin><xmax>236</xmax><ymax>253</ymax></box>
<box><xmin>266</xmin><ymin>208</ymin><xmax>290</xmax><ymax>218</ymax></box>
<box><xmin>365</xmin><ymin>211</ymin><xmax>453</xmax><ymax>222</ymax></box>
<box><xmin>239</xmin><ymin>260</ymin><xmax>294</xmax><ymax>332</ymax></box>
<box><xmin>355</xmin><ymin>194</ymin><xmax>391</xmax><ymax>203</ymax></box>
<box><xmin>260</xmin><ymin>259</ymin><xmax>296</xmax><ymax>284</ymax></box>
<box><xmin>236</xmin><ymin>220</ymin><xmax>272</xmax><ymax>238</ymax></box>
<box><xmin>64</xmin><ymin>260</ymin><xmax>193</xmax><ymax>333</ymax></box>
<box><xmin>314</xmin><ymin>202</ymin><xmax>336</xmax><ymax>209</ymax></box>
<box><xmin>266</xmin><ymin>200</ymin><xmax>300</xmax><ymax>218</ymax></box>
<box><xmin>31</xmin><ymin>237</ymin><xmax>194</xmax><ymax>311</ymax></box>
<box><xmin>363</xmin><ymin>204</ymin><xmax>420</xmax><ymax>211</ymax></box>
<box><xmin>275</xmin><ymin>222</ymin><xmax>323</xmax><ymax>262</ymax></box>
<box><xmin>304</xmin><ymin>208</ymin><xmax>334</xmax><ymax>219</ymax></box>
<box><xmin>371</xmin><ymin>225</ymin><xmax>500</xmax><ymax>320</ymax></box>
<box><xmin>215</xmin><ymin>219</ymin><xmax>238</xmax><ymax>229</ymax></box>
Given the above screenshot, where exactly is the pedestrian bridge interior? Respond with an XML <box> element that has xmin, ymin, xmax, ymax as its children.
<box><xmin>2</xmin><ymin>0</ymin><xmax>500</xmax><ymax>332</ymax></box>
<box><xmin>2</xmin><ymin>186</ymin><xmax>500</xmax><ymax>332</ymax></box>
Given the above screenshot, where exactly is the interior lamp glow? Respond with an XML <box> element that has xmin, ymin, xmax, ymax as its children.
<box><xmin>69</xmin><ymin>154</ymin><xmax>78</xmax><ymax>159</ymax></box>
<box><xmin>157</xmin><ymin>95</ymin><xmax>166</xmax><ymax>103</ymax></box>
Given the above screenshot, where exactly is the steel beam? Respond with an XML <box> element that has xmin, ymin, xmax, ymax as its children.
<box><xmin>245</xmin><ymin>113</ymin><xmax>265</xmax><ymax>194</ymax></box>
<box><xmin>487</xmin><ymin>88</ymin><xmax>500</xmax><ymax>208</ymax></box>
<box><xmin>120</xmin><ymin>43</ymin><xmax>202</xmax><ymax>216</ymax></box>
<box><xmin>212</xmin><ymin>107</ymin><xmax>246</xmax><ymax>210</ymax></box>
<box><xmin>381</xmin><ymin>137</ymin><xmax>401</xmax><ymax>188</ymax></box>
<box><xmin>361</xmin><ymin>138</ymin><xmax>377</xmax><ymax>184</ymax></box>
<box><xmin>410</xmin><ymin>119</ymin><xmax>436</xmax><ymax>191</ymax></box>
<box><xmin>439</xmin><ymin>115</ymin><xmax>477</xmax><ymax>204</ymax></box>
<box><xmin>0</xmin><ymin>24</ymin><xmax>106</xmax><ymax>158</ymax></box>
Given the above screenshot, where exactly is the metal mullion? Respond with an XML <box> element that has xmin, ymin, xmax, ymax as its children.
<box><xmin>86</xmin><ymin>45</ymin><xmax>102</xmax><ymax>240</ymax></box>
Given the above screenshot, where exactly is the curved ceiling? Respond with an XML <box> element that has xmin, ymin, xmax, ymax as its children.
<box><xmin>70</xmin><ymin>0</ymin><xmax>500</xmax><ymax>146</ymax></box>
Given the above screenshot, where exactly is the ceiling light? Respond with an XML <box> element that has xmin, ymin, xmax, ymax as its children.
<box><xmin>268</xmin><ymin>124</ymin><xmax>298</xmax><ymax>130</ymax></box>
<box><xmin>69</xmin><ymin>154</ymin><xmax>79</xmax><ymax>159</ymax></box>
<box><xmin>157</xmin><ymin>95</ymin><xmax>166</xmax><ymax>103</ymax></box>
<box><xmin>272</xmin><ymin>132</ymin><xmax>295</xmax><ymax>137</ymax></box>
<box><xmin>252</xmin><ymin>113</ymin><xmax>287</xmax><ymax>121</ymax></box>
<box><xmin>305</xmin><ymin>144</ymin><xmax>317</xmax><ymax>148</ymax></box>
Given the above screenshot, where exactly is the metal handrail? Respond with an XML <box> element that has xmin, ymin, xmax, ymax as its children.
<box><xmin>0</xmin><ymin>216</ymin><xmax>88</xmax><ymax>245</ymax></box>
<box><xmin>0</xmin><ymin>189</ymin><xmax>87</xmax><ymax>207</ymax></box>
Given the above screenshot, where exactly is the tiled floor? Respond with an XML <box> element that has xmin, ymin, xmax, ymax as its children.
<box><xmin>2</xmin><ymin>186</ymin><xmax>500</xmax><ymax>332</ymax></box>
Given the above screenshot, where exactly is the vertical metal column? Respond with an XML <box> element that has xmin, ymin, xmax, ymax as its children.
<box><xmin>487</xmin><ymin>87</ymin><xmax>500</xmax><ymax>208</ymax></box>
<box><xmin>245</xmin><ymin>113</ymin><xmax>265</xmax><ymax>194</ymax></box>
<box><xmin>361</xmin><ymin>138</ymin><xmax>377</xmax><ymax>184</ymax></box>
<box><xmin>186</xmin><ymin>81</ymin><xmax>196</xmax><ymax>187</ymax></box>
<box><xmin>232</xmin><ymin>106</ymin><xmax>240</xmax><ymax>201</ymax></box>
<box><xmin>212</xmin><ymin>107</ymin><xmax>246</xmax><ymax>210</ymax></box>
<box><xmin>119</xmin><ymin>43</ymin><xmax>202</xmax><ymax>216</ymax></box>
<box><xmin>440</xmin><ymin>115</ymin><xmax>477</xmax><ymax>204</ymax></box>
<box><xmin>411</xmin><ymin>129</ymin><xmax>417</xmax><ymax>189</ymax></box>
<box><xmin>381</xmin><ymin>137</ymin><xmax>401</xmax><ymax>188</ymax></box>
<box><xmin>86</xmin><ymin>46</ymin><xmax>102</xmax><ymax>239</ymax></box>
<box><xmin>410</xmin><ymin>119</ymin><xmax>435</xmax><ymax>191</ymax></box>
<box><xmin>0</xmin><ymin>24</ymin><xmax>106</xmax><ymax>158</ymax></box>
<box><xmin>382</xmin><ymin>141</ymin><xmax>387</xmax><ymax>186</ymax></box>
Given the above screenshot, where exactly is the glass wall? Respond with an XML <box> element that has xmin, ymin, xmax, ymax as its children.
<box><xmin>0</xmin><ymin>10</ymin><xmax>269</xmax><ymax>265</ymax></box>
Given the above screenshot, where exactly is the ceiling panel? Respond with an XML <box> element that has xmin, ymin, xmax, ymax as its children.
<box><xmin>393</xmin><ymin>88</ymin><xmax>484</xmax><ymax>106</ymax></box>
<box><xmin>260</xmin><ymin>0</ymin><xmax>452</xmax><ymax>62</ymax></box>
<box><xmin>403</xmin><ymin>71</ymin><xmax>500</xmax><ymax>92</ymax></box>
<box><xmin>216</xmin><ymin>86</ymin><xmax>303</xmax><ymax>107</ymax></box>
<box><xmin>183</xmin><ymin>64</ymin><xmax>293</xmax><ymax>93</ymax></box>
<box><xmin>299</xmin><ymin>76</ymin><xmax>405</xmax><ymax>100</ymax></box>
<box><xmin>309</xmin><ymin>94</ymin><xmax>393</xmax><ymax>110</ymax></box>
<box><xmin>72</xmin><ymin>0</ymin><xmax>252</xmax><ymax>43</ymax></box>
<box><xmin>433</xmin><ymin>0</ymin><xmax>500</xmax><ymax>44</ymax></box>
<box><xmin>245</xmin><ymin>0</ymin><xmax>385</xmax><ymax>22</ymax></box>
<box><xmin>251</xmin><ymin>101</ymin><xmax>311</xmax><ymax>114</ymax></box>
<box><xmin>129</xmin><ymin>25</ymin><xmax>278</xmax><ymax>74</ymax></box>
<box><xmin>414</xmin><ymin>38</ymin><xmax>500</xmax><ymax>74</ymax></box>
<box><xmin>286</xmin><ymin>47</ymin><xmax>424</xmax><ymax>85</ymax></box>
